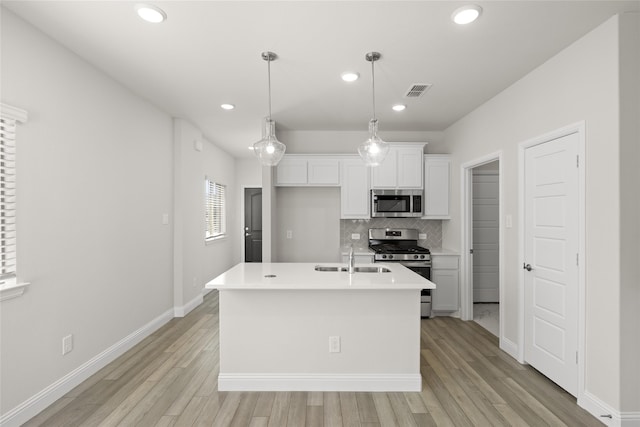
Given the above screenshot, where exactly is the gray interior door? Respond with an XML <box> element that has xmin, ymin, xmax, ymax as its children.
<box><xmin>244</xmin><ymin>188</ymin><xmax>262</xmax><ymax>262</ymax></box>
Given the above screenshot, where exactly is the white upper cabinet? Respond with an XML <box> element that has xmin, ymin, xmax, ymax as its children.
<box><xmin>423</xmin><ymin>155</ymin><xmax>451</xmax><ymax>219</ymax></box>
<box><xmin>276</xmin><ymin>157</ymin><xmax>308</xmax><ymax>185</ymax></box>
<box><xmin>308</xmin><ymin>158</ymin><xmax>340</xmax><ymax>185</ymax></box>
<box><xmin>371</xmin><ymin>144</ymin><xmax>425</xmax><ymax>189</ymax></box>
<box><xmin>340</xmin><ymin>157</ymin><xmax>370</xmax><ymax>219</ymax></box>
<box><xmin>276</xmin><ymin>155</ymin><xmax>340</xmax><ymax>186</ymax></box>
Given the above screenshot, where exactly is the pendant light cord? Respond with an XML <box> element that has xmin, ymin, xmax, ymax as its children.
<box><xmin>267</xmin><ymin>56</ymin><xmax>272</xmax><ymax>120</ymax></box>
<box><xmin>371</xmin><ymin>56</ymin><xmax>376</xmax><ymax>120</ymax></box>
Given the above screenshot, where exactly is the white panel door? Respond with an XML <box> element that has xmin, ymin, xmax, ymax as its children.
<box><xmin>524</xmin><ymin>132</ymin><xmax>579</xmax><ymax>396</ymax></box>
<box><xmin>473</xmin><ymin>172</ymin><xmax>499</xmax><ymax>302</ymax></box>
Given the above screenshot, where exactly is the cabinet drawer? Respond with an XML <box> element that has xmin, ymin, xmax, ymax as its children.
<box><xmin>432</xmin><ymin>255</ymin><xmax>458</xmax><ymax>269</ymax></box>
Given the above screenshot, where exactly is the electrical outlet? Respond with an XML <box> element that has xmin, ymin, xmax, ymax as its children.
<box><xmin>329</xmin><ymin>336</ymin><xmax>341</xmax><ymax>353</ymax></box>
<box><xmin>162</xmin><ymin>213</ymin><xmax>169</xmax><ymax>225</ymax></box>
<box><xmin>506</xmin><ymin>215</ymin><xmax>513</xmax><ymax>228</ymax></box>
<box><xmin>286</xmin><ymin>230</ymin><xmax>293</xmax><ymax>239</ymax></box>
<box><xmin>62</xmin><ymin>334</ymin><xmax>73</xmax><ymax>355</ymax></box>
<box><xmin>418</xmin><ymin>233</ymin><xmax>427</xmax><ymax>240</ymax></box>
<box><xmin>351</xmin><ymin>233</ymin><xmax>360</xmax><ymax>240</ymax></box>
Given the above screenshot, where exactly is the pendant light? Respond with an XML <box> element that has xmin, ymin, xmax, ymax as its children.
<box><xmin>358</xmin><ymin>52</ymin><xmax>390</xmax><ymax>167</ymax></box>
<box><xmin>253</xmin><ymin>51</ymin><xmax>286</xmax><ymax>166</ymax></box>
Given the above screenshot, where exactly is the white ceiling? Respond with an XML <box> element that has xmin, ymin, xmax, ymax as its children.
<box><xmin>4</xmin><ymin>1</ymin><xmax>639</xmax><ymax>158</ymax></box>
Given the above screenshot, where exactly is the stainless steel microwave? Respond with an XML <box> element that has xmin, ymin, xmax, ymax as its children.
<box><xmin>371</xmin><ymin>189</ymin><xmax>423</xmax><ymax>218</ymax></box>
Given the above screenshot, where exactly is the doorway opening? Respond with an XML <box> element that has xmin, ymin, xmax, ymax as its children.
<box><xmin>244</xmin><ymin>187</ymin><xmax>262</xmax><ymax>262</ymax></box>
<box><xmin>471</xmin><ymin>161</ymin><xmax>500</xmax><ymax>336</ymax></box>
<box><xmin>461</xmin><ymin>152</ymin><xmax>503</xmax><ymax>343</ymax></box>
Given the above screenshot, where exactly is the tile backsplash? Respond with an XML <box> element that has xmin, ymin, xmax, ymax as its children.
<box><xmin>340</xmin><ymin>218</ymin><xmax>442</xmax><ymax>250</ymax></box>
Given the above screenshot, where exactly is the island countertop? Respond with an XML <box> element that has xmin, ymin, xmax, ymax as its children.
<box><xmin>205</xmin><ymin>262</ymin><xmax>435</xmax><ymax>290</ymax></box>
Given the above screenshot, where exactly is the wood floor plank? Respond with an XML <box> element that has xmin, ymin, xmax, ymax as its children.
<box><xmin>340</xmin><ymin>392</ymin><xmax>361</xmax><ymax>427</ymax></box>
<box><xmin>211</xmin><ymin>391</ymin><xmax>242</xmax><ymax>427</ymax></box>
<box><xmin>356</xmin><ymin>392</ymin><xmax>379</xmax><ymax>423</ymax></box>
<box><xmin>287</xmin><ymin>391</ymin><xmax>307</xmax><ymax>426</ymax></box>
<box><xmin>230</xmin><ymin>392</ymin><xmax>259</xmax><ymax>427</ymax></box>
<box><xmin>252</xmin><ymin>391</ymin><xmax>276</xmax><ymax>418</ymax></box>
<box><xmin>25</xmin><ymin>291</ymin><xmax>604</xmax><ymax>427</ymax></box>
<box><xmin>266</xmin><ymin>392</ymin><xmax>291</xmax><ymax>427</ymax></box>
<box><xmin>193</xmin><ymin>393</ymin><xmax>225</xmax><ymax>427</ymax></box>
<box><xmin>324</xmin><ymin>392</ymin><xmax>343</xmax><ymax>427</ymax></box>
<box><xmin>307</xmin><ymin>391</ymin><xmax>324</xmax><ymax>406</ymax></box>
<box><xmin>423</xmin><ymin>348</ymin><xmax>490</xmax><ymax>426</ymax></box>
<box><xmin>173</xmin><ymin>396</ymin><xmax>205</xmax><ymax>426</ymax></box>
<box><xmin>371</xmin><ymin>392</ymin><xmax>398</xmax><ymax>427</ymax></box>
<box><xmin>305</xmin><ymin>403</ymin><xmax>324</xmax><ymax>427</ymax></box>
<box><xmin>387</xmin><ymin>392</ymin><xmax>418</xmax><ymax>427</ymax></box>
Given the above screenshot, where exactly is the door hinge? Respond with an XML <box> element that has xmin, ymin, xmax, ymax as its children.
<box><xmin>576</xmin><ymin>253</ymin><xmax>579</xmax><ymax>266</ymax></box>
<box><xmin>576</xmin><ymin>155</ymin><xmax>579</xmax><ymax>168</ymax></box>
<box><xmin>470</xmin><ymin>249</ymin><xmax>474</xmax><ymax>254</ymax></box>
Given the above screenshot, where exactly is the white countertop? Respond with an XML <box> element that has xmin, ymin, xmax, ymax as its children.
<box><xmin>340</xmin><ymin>246</ymin><xmax>374</xmax><ymax>256</ymax></box>
<box><xmin>429</xmin><ymin>248</ymin><xmax>460</xmax><ymax>256</ymax></box>
<box><xmin>206</xmin><ymin>262</ymin><xmax>436</xmax><ymax>290</ymax></box>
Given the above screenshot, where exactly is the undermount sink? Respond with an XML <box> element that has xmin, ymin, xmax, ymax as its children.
<box><xmin>314</xmin><ymin>265</ymin><xmax>391</xmax><ymax>273</ymax></box>
<box><xmin>353</xmin><ymin>266</ymin><xmax>391</xmax><ymax>273</ymax></box>
<box><xmin>314</xmin><ymin>266</ymin><xmax>347</xmax><ymax>272</ymax></box>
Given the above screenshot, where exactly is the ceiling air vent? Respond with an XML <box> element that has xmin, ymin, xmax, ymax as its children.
<box><xmin>405</xmin><ymin>83</ymin><xmax>432</xmax><ymax>98</ymax></box>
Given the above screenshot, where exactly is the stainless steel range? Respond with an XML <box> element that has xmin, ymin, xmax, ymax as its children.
<box><xmin>369</xmin><ymin>228</ymin><xmax>432</xmax><ymax>318</ymax></box>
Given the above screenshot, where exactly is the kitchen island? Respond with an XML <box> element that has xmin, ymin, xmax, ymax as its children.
<box><xmin>205</xmin><ymin>262</ymin><xmax>435</xmax><ymax>392</ymax></box>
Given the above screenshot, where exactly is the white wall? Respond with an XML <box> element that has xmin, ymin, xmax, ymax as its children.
<box><xmin>278</xmin><ymin>130</ymin><xmax>443</xmax><ymax>154</ymax></box>
<box><xmin>173</xmin><ymin>118</ymin><xmax>239</xmax><ymax>311</ymax></box>
<box><xmin>276</xmin><ymin>187</ymin><xmax>341</xmax><ymax>262</ymax></box>
<box><xmin>1</xmin><ymin>8</ymin><xmax>173</xmax><ymax>418</ymax></box>
<box><xmin>443</xmin><ymin>14</ymin><xmax>637</xmax><ymax>414</ymax></box>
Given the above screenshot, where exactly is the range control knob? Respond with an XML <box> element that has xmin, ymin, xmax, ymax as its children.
<box><xmin>388</xmin><ymin>255</ymin><xmax>394</xmax><ymax>259</ymax></box>
<box><xmin>420</xmin><ymin>255</ymin><xmax>425</xmax><ymax>259</ymax></box>
<box><xmin>414</xmin><ymin>255</ymin><xmax>419</xmax><ymax>259</ymax></box>
<box><xmin>382</xmin><ymin>254</ymin><xmax>387</xmax><ymax>259</ymax></box>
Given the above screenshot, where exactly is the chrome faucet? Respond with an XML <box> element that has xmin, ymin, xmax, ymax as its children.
<box><xmin>348</xmin><ymin>245</ymin><xmax>355</xmax><ymax>274</ymax></box>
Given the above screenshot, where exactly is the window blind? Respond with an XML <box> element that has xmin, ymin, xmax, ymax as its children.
<box><xmin>205</xmin><ymin>179</ymin><xmax>226</xmax><ymax>240</ymax></box>
<box><xmin>0</xmin><ymin>115</ymin><xmax>17</xmax><ymax>280</ymax></box>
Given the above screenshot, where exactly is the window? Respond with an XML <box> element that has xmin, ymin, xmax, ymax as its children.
<box><xmin>0</xmin><ymin>103</ymin><xmax>27</xmax><ymax>298</ymax></box>
<box><xmin>205</xmin><ymin>178</ymin><xmax>226</xmax><ymax>241</ymax></box>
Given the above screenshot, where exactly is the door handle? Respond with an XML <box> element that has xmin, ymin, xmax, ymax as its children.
<box><xmin>245</xmin><ymin>233</ymin><xmax>251</xmax><ymax>237</ymax></box>
<box><xmin>523</xmin><ymin>263</ymin><xmax>533</xmax><ymax>271</ymax></box>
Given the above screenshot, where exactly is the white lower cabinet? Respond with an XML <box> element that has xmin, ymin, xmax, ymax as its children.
<box><xmin>431</xmin><ymin>254</ymin><xmax>459</xmax><ymax>312</ymax></box>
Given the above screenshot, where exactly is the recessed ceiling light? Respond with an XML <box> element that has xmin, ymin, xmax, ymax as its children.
<box><xmin>452</xmin><ymin>5</ymin><xmax>482</xmax><ymax>25</ymax></box>
<box><xmin>220</xmin><ymin>104</ymin><xmax>235</xmax><ymax>110</ymax></box>
<box><xmin>392</xmin><ymin>104</ymin><xmax>406</xmax><ymax>112</ymax></box>
<box><xmin>341</xmin><ymin>72</ymin><xmax>359</xmax><ymax>82</ymax></box>
<box><xmin>135</xmin><ymin>4</ymin><xmax>167</xmax><ymax>23</ymax></box>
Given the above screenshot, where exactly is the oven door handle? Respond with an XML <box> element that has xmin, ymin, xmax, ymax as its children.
<box><xmin>397</xmin><ymin>262</ymin><xmax>432</xmax><ymax>268</ymax></box>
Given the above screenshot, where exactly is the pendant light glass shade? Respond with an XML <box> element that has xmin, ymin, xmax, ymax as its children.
<box><xmin>358</xmin><ymin>52</ymin><xmax>389</xmax><ymax>167</ymax></box>
<box><xmin>253</xmin><ymin>51</ymin><xmax>286</xmax><ymax>166</ymax></box>
<box><xmin>358</xmin><ymin>119</ymin><xmax>390</xmax><ymax>166</ymax></box>
<box><xmin>254</xmin><ymin>118</ymin><xmax>286</xmax><ymax>166</ymax></box>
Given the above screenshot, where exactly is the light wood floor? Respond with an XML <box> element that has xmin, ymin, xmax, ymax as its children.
<box><xmin>25</xmin><ymin>291</ymin><xmax>603</xmax><ymax>426</ymax></box>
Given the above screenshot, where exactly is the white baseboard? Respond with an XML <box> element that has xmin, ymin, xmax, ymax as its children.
<box><xmin>0</xmin><ymin>308</ymin><xmax>174</xmax><ymax>427</ymax></box>
<box><xmin>579</xmin><ymin>391</ymin><xmax>640</xmax><ymax>427</ymax></box>
<box><xmin>500</xmin><ymin>336</ymin><xmax>519</xmax><ymax>361</ymax></box>
<box><xmin>218</xmin><ymin>373</ymin><xmax>422</xmax><ymax>392</ymax></box>
<box><xmin>174</xmin><ymin>293</ymin><xmax>203</xmax><ymax>317</ymax></box>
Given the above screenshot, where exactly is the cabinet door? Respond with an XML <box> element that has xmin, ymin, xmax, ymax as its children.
<box><xmin>397</xmin><ymin>147</ymin><xmax>424</xmax><ymax>188</ymax></box>
<box><xmin>424</xmin><ymin>156</ymin><xmax>450</xmax><ymax>218</ymax></box>
<box><xmin>431</xmin><ymin>268</ymin><xmax>459</xmax><ymax>311</ymax></box>
<box><xmin>308</xmin><ymin>159</ymin><xmax>340</xmax><ymax>185</ymax></box>
<box><xmin>340</xmin><ymin>159</ymin><xmax>370</xmax><ymax>219</ymax></box>
<box><xmin>371</xmin><ymin>149</ymin><xmax>397</xmax><ymax>188</ymax></box>
<box><xmin>276</xmin><ymin>158</ymin><xmax>307</xmax><ymax>185</ymax></box>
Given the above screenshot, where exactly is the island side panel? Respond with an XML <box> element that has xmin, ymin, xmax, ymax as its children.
<box><xmin>218</xmin><ymin>289</ymin><xmax>421</xmax><ymax>391</ymax></box>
